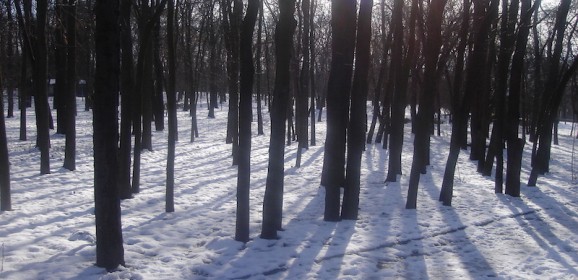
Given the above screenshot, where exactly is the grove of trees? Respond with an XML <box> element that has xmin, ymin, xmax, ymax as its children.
<box><xmin>1</xmin><ymin>0</ymin><xmax>577</xmax><ymax>271</ymax></box>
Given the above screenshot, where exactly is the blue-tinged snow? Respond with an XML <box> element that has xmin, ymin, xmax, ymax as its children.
<box><xmin>1</xmin><ymin>97</ymin><xmax>577</xmax><ymax>279</ymax></box>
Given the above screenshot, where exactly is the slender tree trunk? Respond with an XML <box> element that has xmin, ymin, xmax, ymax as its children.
<box><xmin>94</xmin><ymin>0</ymin><xmax>125</xmax><ymax>269</ymax></box>
<box><xmin>166</xmin><ymin>0</ymin><xmax>176</xmax><ymax>213</ymax></box>
<box><xmin>119</xmin><ymin>0</ymin><xmax>134</xmax><ymax>199</ymax></box>
<box><xmin>385</xmin><ymin>0</ymin><xmax>411</xmax><ymax>182</ymax></box>
<box><xmin>0</xmin><ymin>66</ymin><xmax>12</xmax><ymax>211</ymax></box>
<box><xmin>342</xmin><ymin>0</ymin><xmax>372</xmax><ymax>220</ymax></box>
<box><xmin>309</xmin><ymin>0</ymin><xmax>316</xmax><ymax>146</ymax></box>
<box><xmin>19</xmin><ymin>37</ymin><xmax>28</xmax><ymax>141</ymax></box>
<box><xmin>63</xmin><ymin>0</ymin><xmax>77</xmax><ymax>171</ymax></box>
<box><xmin>153</xmin><ymin>21</ymin><xmax>165</xmax><ymax>132</ymax></box>
<box><xmin>295</xmin><ymin>0</ymin><xmax>310</xmax><ymax>168</ymax></box>
<box><xmin>261</xmin><ymin>0</ymin><xmax>296</xmax><ymax>239</ymax></box>
<box><xmin>528</xmin><ymin>0</ymin><xmax>573</xmax><ymax>186</ymax></box>
<box><xmin>236</xmin><ymin>0</ymin><xmax>258</xmax><ymax>242</ymax></box>
<box><xmin>406</xmin><ymin>0</ymin><xmax>446</xmax><ymax>209</ymax></box>
<box><xmin>34</xmin><ymin>0</ymin><xmax>51</xmax><ymax>175</ymax></box>
<box><xmin>256</xmin><ymin>0</ymin><xmax>264</xmax><ymax>136</ymax></box>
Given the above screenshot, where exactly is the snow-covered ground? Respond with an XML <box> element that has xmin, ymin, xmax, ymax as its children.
<box><xmin>0</xmin><ymin>97</ymin><xmax>577</xmax><ymax>279</ymax></box>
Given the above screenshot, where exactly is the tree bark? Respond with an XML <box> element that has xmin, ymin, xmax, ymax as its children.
<box><xmin>119</xmin><ymin>0</ymin><xmax>134</xmax><ymax>199</ymax></box>
<box><xmin>406</xmin><ymin>0</ymin><xmax>446</xmax><ymax>209</ymax></box>
<box><xmin>342</xmin><ymin>0</ymin><xmax>372</xmax><ymax>220</ymax></box>
<box><xmin>261</xmin><ymin>0</ymin><xmax>296</xmax><ymax>239</ymax></box>
<box><xmin>0</xmin><ymin>65</ymin><xmax>12</xmax><ymax>211</ymax></box>
<box><xmin>236</xmin><ymin>0</ymin><xmax>258</xmax><ymax>243</ymax></box>
<box><xmin>166</xmin><ymin>0</ymin><xmax>176</xmax><ymax>213</ymax></box>
<box><xmin>63</xmin><ymin>0</ymin><xmax>77</xmax><ymax>171</ymax></box>
<box><xmin>320</xmin><ymin>0</ymin><xmax>356</xmax><ymax>221</ymax></box>
<box><xmin>94</xmin><ymin>0</ymin><xmax>125</xmax><ymax>270</ymax></box>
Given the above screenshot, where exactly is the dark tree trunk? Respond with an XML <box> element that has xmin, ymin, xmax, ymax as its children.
<box><xmin>261</xmin><ymin>0</ymin><xmax>296</xmax><ymax>239</ymax></box>
<box><xmin>153</xmin><ymin>21</ymin><xmax>165</xmax><ymax>132</ymax></box>
<box><xmin>166</xmin><ymin>0</ymin><xmax>176</xmax><ymax>213</ymax></box>
<box><xmin>505</xmin><ymin>0</ymin><xmax>533</xmax><ymax>196</ymax></box>
<box><xmin>483</xmin><ymin>0</ymin><xmax>518</xmax><ymax>189</ymax></box>
<box><xmin>0</xmin><ymin>66</ymin><xmax>12</xmax><ymax>211</ymax></box>
<box><xmin>528</xmin><ymin>0</ymin><xmax>574</xmax><ymax>186</ymax></box>
<box><xmin>309</xmin><ymin>0</ymin><xmax>316</xmax><ymax>146</ymax></box>
<box><xmin>119</xmin><ymin>0</ymin><xmax>134</xmax><ymax>199</ymax></box>
<box><xmin>406</xmin><ymin>0</ymin><xmax>446</xmax><ymax>209</ymax></box>
<box><xmin>385</xmin><ymin>0</ymin><xmax>412</xmax><ymax>182</ymax></box>
<box><xmin>54</xmin><ymin>0</ymin><xmax>67</xmax><ymax>135</ymax></box>
<box><xmin>321</xmin><ymin>0</ymin><xmax>356</xmax><ymax>221</ymax></box>
<box><xmin>342</xmin><ymin>0</ymin><xmax>372</xmax><ymax>220</ymax></box>
<box><xmin>222</xmin><ymin>0</ymin><xmax>241</xmax><ymax>165</ymax></box>
<box><xmin>63</xmin><ymin>0</ymin><xmax>77</xmax><ymax>171</ymax></box>
<box><xmin>295</xmin><ymin>0</ymin><xmax>311</xmax><ymax>167</ymax></box>
<box><xmin>34</xmin><ymin>0</ymin><xmax>51</xmax><ymax>175</ymax></box>
<box><xmin>256</xmin><ymin>0</ymin><xmax>264</xmax><ymax>136</ymax></box>
<box><xmin>236</xmin><ymin>0</ymin><xmax>258</xmax><ymax>243</ymax></box>
<box><xmin>131</xmin><ymin>0</ymin><xmax>168</xmax><ymax>193</ymax></box>
<box><xmin>19</xmin><ymin>35</ymin><xmax>28</xmax><ymax>141</ymax></box>
<box><xmin>4</xmin><ymin>0</ymin><xmax>15</xmax><ymax>119</ymax></box>
<box><xmin>94</xmin><ymin>0</ymin><xmax>125</xmax><ymax>270</ymax></box>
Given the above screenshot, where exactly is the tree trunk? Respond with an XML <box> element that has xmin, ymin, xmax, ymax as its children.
<box><xmin>321</xmin><ymin>0</ymin><xmax>356</xmax><ymax>221</ymax></box>
<box><xmin>34</xmin><ymin>0</ymin><xmax>51</xmax><ymax>175</ymax></box>
<box><xmin>406</xmin><ymin>0</ymin><xmax>446</xmax><ymax>209</ymax></box>
<box><xmin>528</xmin><ymin>0</ymin><xmax>573</xmax><ymax>186</ymax></box>
<box><xmin>0</xmin><ymin>65</ymin><xmax>12</xmax><ymax>211</ymax></box>
<box><xmin>166</xmin><ymin>0</ymin><xmax>176</xmax><ymax>213</ymax></box>
<box><xmin>94</xmin><ymin>0</ymin><xmax>125</xmax><ymax>270</ymax></box>
<box><xmin>505</xmin><ymin>0</ymin><xmax>533</xmax><ymax>196</ymax></box>
<box><xmin>261</xmin><ymin>0</ymin><xmax>296</xmax><ymax>239</ymax></box>
<box><xmin>342</xmin><ymin>0</ymin><xmax>372</xmax><ymax>220</ymax></box>
<box><xmin>256</xmin><ymin>0</ymin><xmax>264</xmax><ymax>136</ymax></box>
<box><xmin>385</xmin><ymin>0</ymin><xmax>412</xmax><ymax>182</ymax></box>
<box><xmin>63</xmin><ymin>0</ymin><xmax>77</xmax><ymax>171</ymax></box>
<box><xmin>119</xmin><ymin>0</ymin><xmax>134</xmax><ymax>199</ymax></box>
<box><xmin>153</xmin><ymin>21</ymin><xmax>165</xmax><ymax>132</ymax></box>
<box><xmin>236</xmin><ymin>0</ymin><xmax>258</xmax><ymax>243</ymax></box>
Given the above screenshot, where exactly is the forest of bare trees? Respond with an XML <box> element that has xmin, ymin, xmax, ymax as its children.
<box><xmin>1</xmin><ymin>0</ymin><xmax>577</xmax><ymax>271</ymax></box>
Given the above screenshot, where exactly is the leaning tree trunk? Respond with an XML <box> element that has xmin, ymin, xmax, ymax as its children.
<box><xmin>93</xmin><ymin>0</ymin><xmax>125</xmax><ymax>270</ymax></box>
<box><xmin>261</xmin><ymin>0</ymin><xmax>296</xmax><ymax>240</ymax></box>
<box><xmin>406</xmin><ymin>0</ymin><xmax>446</xmax><ymax>209</ymax></box>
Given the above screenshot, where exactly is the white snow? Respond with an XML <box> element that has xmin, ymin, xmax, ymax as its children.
<box><xmin>1</xmin><ymin>97</ymin><xmax>577</xmax><ymax>279</ymax></box>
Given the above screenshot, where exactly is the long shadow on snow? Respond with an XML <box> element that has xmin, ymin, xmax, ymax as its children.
<box><xmin>421</xmin><ymin>169</ymin><xmax>498</xmax><ymax>278</ymax></box>
<box><xmin>503</xmin><ymin>189</ymin><xmax>578</xmax><ymax>273</ymax></box>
